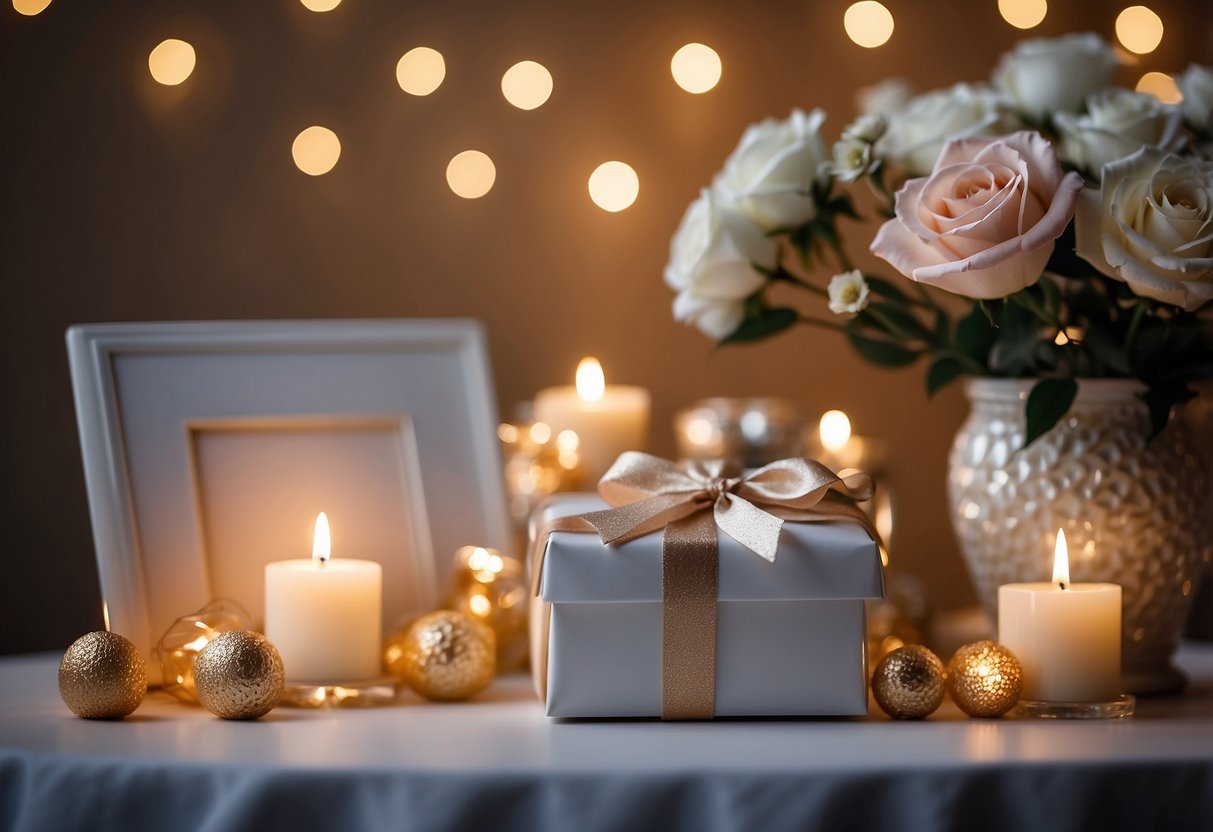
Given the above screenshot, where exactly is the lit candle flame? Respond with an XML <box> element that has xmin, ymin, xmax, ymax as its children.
<box><xmin>575</xmin><ymin>357</ymin><xmax>606</xmax><ymax>403</ymax></box>
<box><xmin>1052</xmin><ymin>528</ymin><xmax>1069</xmax><ymax>590</ymax></box>
<box><xmin>102</xmin><ymin>601</ymin><xmax>111</xmax><ymax>633</ymax></box>
<box><xmin>819</xmin><ymin>410</ymin><xmax>852</xmax><ymax>453</ymax></box>
<box><xmin>313</xmin><ymin>512</ymin><xmax>331</xmax><ymax>565</ymax></box>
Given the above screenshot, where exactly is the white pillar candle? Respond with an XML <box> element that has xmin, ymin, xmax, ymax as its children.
<box><xmin>533</xmin><ymin>357</ymin><xmax>650</xmax><ymax>483</ymax></box>
<box><xmin>998</xmin><ymin>529</ymin><xmax>1121</xmax><ymax>702</ymax></box>
<box><xmin>265</xmin><ymin>512</ymin><xmax>383</xmax><ymax>683</ymax></box>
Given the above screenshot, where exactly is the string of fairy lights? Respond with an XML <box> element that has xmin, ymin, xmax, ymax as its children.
<box><xmin>11</xmin><ymin>0</ymin><xmax>1187</xmax><ymax>211</ymax></box>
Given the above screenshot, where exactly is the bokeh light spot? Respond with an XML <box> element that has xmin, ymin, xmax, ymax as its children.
<box><xmin>844</xmin><ymin>2</ymin><xmax>894</xmax><ymax>48</ymax></box>
<box><xmin>998</xmin><ymin>0</ymin><xmax>1047</xmax><ymax>29</ymax></box>
<box><xmin>300</xmin><ymin>0</ymin><xmax>342</xmax><ymax>11</ymax></box>
<box><xmin>501</xmin><ymin>60</ymin><xmax>554</xmax><ymax>110</ymax></box>
<box><xmin>12</xmin><ymin>0</ymin><xmax>53</xmax><ymax>15</ymax></box>
<box><xmin>397</xmin><ymin>47</ymin><xmax>446</xmax><ymax>96</ymax></box>
<box><xmin>148</xmin><ymin>39</ymin><xmax>196</xmax><ymax>86</ymax></box>
<box><xmin>1135</xmin><ymin>71</ymin><xmax>1182</xmax><ymax>104</ymax></box>
<box><xmin>588</xmin><ymin>162</ymin><xmax>639</xmax><ymax>212</ymax></box>
<box><xmin>447</xmin><ymin>150</ymin><xmax>496</xmax><ymax>199</ymax></box>
<box><xmin>670</xmin><ymin>43</ymin><xmax>722</xmax><ymax>94</ymax></box>
<box><xmin>1116</xmin><ymin>5</ymin><xmax>1164</xmax><ymax>55</ymax></box>
<box><xmin>292</xmin><ymin>126</ymin><xmax>341</xmax><ymax>176</ymax></box>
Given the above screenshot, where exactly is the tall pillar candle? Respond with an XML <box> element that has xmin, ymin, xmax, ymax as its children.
<box><xmin>533</xmin><ymin>357</ymin><xmax>650</xmax><ymax>483</ymax></box>
<box><xmin>265</xmin><ymin>512</ymin><xmax>383</xmax><ymax>683</ymax></box>
<box><xmin>998</xmin><ymin>529</ymin><xmax>1121</xmax><ymax>702</ymax></box>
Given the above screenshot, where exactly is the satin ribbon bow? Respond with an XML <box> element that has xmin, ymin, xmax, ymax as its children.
<box><xmin>531</xmin><ymin>452</ymin><xmax>878</xmax><ymax>720</ymax></box>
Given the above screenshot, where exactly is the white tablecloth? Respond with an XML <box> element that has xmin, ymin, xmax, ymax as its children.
<box><xmin>1</xmin><ymin>645</ymin><xmax>1211</xmax><ymax>831</ymax></box>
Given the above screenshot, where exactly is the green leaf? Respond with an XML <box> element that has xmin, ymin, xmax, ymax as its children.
<box><xmin>955</xmin><ymin>305</ymin><xmax>995</xmax><ymax>364</ymax></box>
<box><xmin>1023</xmin><ymin>378</ymin><xmax>1078</xmax><ymax>449</ymax></box>
<box><xmin>845</xmin><ymin>329</ymin><xmax>921</xmax><ymax>367</ymax></box>
<box><xmin>862</xmin><ymin>301</ymin><xmax>933</xmax><ymax>342</ymax></box>
<box><xmin>1140</xmin><ymin>381</ymin><xmax>1197</xmax><ymax>439</ymax></box>
<box><xmin>980</xmin><ymin>299</ymin><xmax>1005</xmax><ymax>326</ymax></box>
<box><xmin>926</xmin><ymin>356</ymin><xmax>966</xmax><ymax>398</ymax></box>
<box><xmin>1037</xmin><ymin>274</ymin><xmax>1063</xmax><ymax>316</ymax></box>
<box><xmin>863</xmin><ymin>275</ymin><xmax>913</xmax><ymax>304</ymax></box>
<box><xmin>719</xmin><ymin>306</ymin><xmax>798</xmax><ymax>345</ymax></box>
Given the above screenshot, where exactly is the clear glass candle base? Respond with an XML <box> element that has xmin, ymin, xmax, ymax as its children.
<box><xmin>278</xmin><ymin>677</ymin><xmax>400</xmax><ymax>708</ymax></box>
<box><xmin>1013</xmin><ymin>694</ymin><xmax>1136</xmax><ymax>719</ymax></box>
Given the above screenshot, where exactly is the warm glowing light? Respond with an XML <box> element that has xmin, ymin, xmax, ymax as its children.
<box><xmin>148</xmin><ymin>39</ymin><xmax>196</xmax><ymax>86</ymax></box>
<box><xmin>1136</xmin><ymin>71</ymin><xmax>1182</xmax><ymax>104</ymax></box>
<box><xmin>844</xmin><ymin>2</ymin><xmax>895</xmax><ymax>48</ymax></box>
<box><xmin>497</xmin><ymin>423</ymin><xmax>519</xmax><ymax>444</ymax></box>
<box><xmin>575</xmin><ymin>357</ymin><xmax>606</xmax><ymax>402</ymax></box>
<box><xmin>819</xmin><ymin>410</ymin><xmax>853</xmax><ymax>453</ymax></box>
<box><xmin>292</xmin><ymin>126</ymin><xmax>341</xmax><ymax>176</ymax></box>
<box><xmin>1052</xmin><ymin>528</ymin><xmax>1070</xmax><ymax>588</ymax></box>
<box><xmin>469</xmin><ymin>594</ymin><xmax>492</xmax><ymax>617</ymax></box>
<box><xmin>313</xmin><ymin>512</ymin><xmax>331</xmax><ymax>564</ymax></box>
<box><xmin>1116</xmin><ymin>5</ymin><xmax>1163</xmax><ymax>55</ymax></box>
<box><xmin>998</xmin><ymin>0</ymin><xmax>1047</xmax><ymax>29</ymax></box>
<box><xmin>486</xmin><ymin>553</ymin><xmax>505</xmax><ymax>573</ymax></box>
<box><xmin>300</xmin><ymin>0</ymin><xmax>342</xmax><ymax>11</ymax></box>
<box><xmin>501</xmin><ymin>60</ymin><xmax>553</xmax><ymax>110</ymax></box>
<box><xmin>102</xmin><ymin>601</ymin><xmax>111</xmax><ymax>632</ymax></box>
<box><xmin>686</xmin><ymin>417</ymin><xmax>714</xmax><ymax>446</ymax></box>
<box><xmin>529</xmin><ymin>421</ymin><xmax>552</xmax><ymax>445</ymax></box>
<box><xmin>1054</xmin><ymin>326</ymin><xmax>1085</xmax><ymax>345</ymax></box>
<box><xmin>670</xmin><ymin>43</ymin><xmax>722</xmax><ymax>94</ymax></box>
<box><xmin>467</xmin><ymin>546</ymin><xmax>491</xmax><ymax>571</ymax></box>
<box><xmin>556</xmin><ymin>429</ymin><xmax>580</xmax><ymax>451</ymax></box>
<box><xmin>12</xmin><ymin>0</ymin><xmax>53</xmax><ymax>15</ymax></box>
<box><xmin>446</xmin><ymin>150</ymin><xmax>496</xmax><ymax>198</ymax></box>
<box><xmin>588</xmin><ymin>161</ymin><xmax>639</xmax><ymax>212</ymax></box>
<box><xmin>396</xmin><ymin>47</ymin><xmax>446</xmax><ymax>96</ymax></box>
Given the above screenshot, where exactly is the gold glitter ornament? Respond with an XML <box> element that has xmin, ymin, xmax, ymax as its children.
<box><xmin>871</xmin><ymin>644</ymin><xmax>946</xmax><ymax>719</ymax></box>
<box><xmin>193</xmin><ymin>630</ymin><xmax>284</xmax><ymax>720</ymax></box>
<box><xmin>59</xmin><ymin>631</ymin><xmax>147</xmax><ymax>719</ymax></box>
<box><xmin>395</xmin><ymin>610</ymin><xmax>496</xmax><ymax>701</ymax></box>
<box><xmin>946</xmin><ymin>640</ymin><xmax>1023</xmax><ymax>718</ymax></box>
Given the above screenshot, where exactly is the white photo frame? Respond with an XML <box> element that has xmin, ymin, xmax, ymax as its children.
<box><xmin>67</xmin><ymin>319</ymin><xmax>510</xmax><ymax>677</ymax></box>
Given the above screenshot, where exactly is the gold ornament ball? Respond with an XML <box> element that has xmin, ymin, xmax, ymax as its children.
<box><xmin>193</xmin><ymin>630</ymin><xmax>284</xmax><ymax>720</ymax></box>
<box><xmin>59</xmin><ymin>631</ymin><xmax>147</xmax><ymax>719</ymax></box>
<box><xmin>871</xmin><ymin>644</ymin><xmax>946</xmax><ymax>719</ymax></box>
<box><xmin>396</xmin><ymin>610</ymin><xmax>496</xmax><ymax>701</ymax></box>
<box><xmin>946</xmin><ymin>640</ymin><xmax>1023</xmax><ymax>718</ymax></box>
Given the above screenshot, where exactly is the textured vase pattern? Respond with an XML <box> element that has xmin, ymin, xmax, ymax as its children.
<box><xmin>949</xmin><ymin>379</ymin><xmax>1211</xmax><ymax>694</ymax></box>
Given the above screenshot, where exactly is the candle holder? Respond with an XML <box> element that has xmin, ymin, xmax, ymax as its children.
<box><xmin>1013</xmin><ymin>694</ymin><xmax>1136</xmax><ymax>719</ymax></box>
<box><xmin>278</xmin><ymin>677</ymin><xmax>401</xmax><ymax>708</ymax></box>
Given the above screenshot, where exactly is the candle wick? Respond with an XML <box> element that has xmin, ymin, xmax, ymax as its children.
<box><xmin>1058</xmin><ymin>581</ymin><xmax>1067</xmax><ymax>591</ymax></box>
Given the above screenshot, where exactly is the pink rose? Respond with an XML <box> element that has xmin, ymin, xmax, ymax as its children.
<box><xmin>871</xmin><ymin>131</ymin><xmax>1083</xmax><ymax>299</ymax></box>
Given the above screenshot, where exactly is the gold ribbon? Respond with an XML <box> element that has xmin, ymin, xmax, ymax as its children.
<box><xmin>530</xmin><ymin>452</ymin><xmax>877</xmax><ymax>720</ymax></box>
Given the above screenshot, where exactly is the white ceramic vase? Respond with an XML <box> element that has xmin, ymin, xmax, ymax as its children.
<box><xmin>948</xmin><ymin>378</ymin><xmax>1211</xmax><ymax>695</ymax></box>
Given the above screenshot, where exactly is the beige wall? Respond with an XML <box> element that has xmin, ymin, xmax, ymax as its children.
<box><xmin>2</xmin><ymin>0</ymin><xmax>1209</xmax><ymax>652</ymax></box>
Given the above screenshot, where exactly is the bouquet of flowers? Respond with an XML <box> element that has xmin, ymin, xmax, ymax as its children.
<box><xmin>665</xmin><ymin>33</ymin><xmax>1213</xmax><ymax>446</ymax></box>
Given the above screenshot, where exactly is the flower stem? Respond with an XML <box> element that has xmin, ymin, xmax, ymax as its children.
<box><xmin>1124</xmin><ymin>299</ymin><xmax>1148</xmax><ymax>356</ymax></box>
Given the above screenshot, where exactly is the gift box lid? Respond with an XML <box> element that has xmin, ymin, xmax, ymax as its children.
<box><xmin>534</xmin><ymin>494</ymin><xmax>885</xmax><ymax>603</ymax></box>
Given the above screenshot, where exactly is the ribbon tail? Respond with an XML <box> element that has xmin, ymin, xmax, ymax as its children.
<box><xmin>714</xmin><ymin>495</ymin><xmax>784</xmax><ymax>562</ymax></box>
<box><xmin>661</xmin><ymin>511</ymin><xmax>718</xmax><ymax>720</ymax></box>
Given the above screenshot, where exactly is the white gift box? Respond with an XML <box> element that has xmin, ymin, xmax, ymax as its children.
<box><xmin>530</xmin><ymin>494</ymin><xmax>886</xmax><ymax>718</ymax></box>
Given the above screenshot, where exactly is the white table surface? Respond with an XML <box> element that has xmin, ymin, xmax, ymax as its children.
<box><xmin>1</xmin><ymin>644</ymin><xmax>1211</xmax><ymax>831</ymax></box>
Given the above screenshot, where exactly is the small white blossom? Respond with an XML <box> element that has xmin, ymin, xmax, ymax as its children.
<box><xmin>842</xmin><ymin>113</ymin><xmax>888</xmax><ymax>144</ymax></box>
<box><xmin>827</xmin><ymin>270</ymin><xmax>871</xmax><ymax>314</ymax></box>
<box><xmin>831</xmin><ymin>137</ymin><xmax>877</xmax><ymax>182</ymax></box>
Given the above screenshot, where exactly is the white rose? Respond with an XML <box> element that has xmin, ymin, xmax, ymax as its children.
<box><xmin>664</xmin><ymin>188</ymin><xmax>778</xmax><ymax>339</ymax></box>
<box><xmin>1056</xmin><ymin>88</ymin><xmax>1183</xmax><ymax>175</ymax></box>
<box><xmin>1075</xmin><ymin>148</ymin><xmax>1213</xmax><ymax>311</ymax></box>
<box><xmin>1177</xmin><ymin>64</ymin><xmax>1213</xmax><ymax>134</ymax></box>
<box><xmin>842</xmin><ymin>112</ymin><xmax>888</xmax><ymax>144</ymax></box>
<box><xmin>714</xmin><ymin>108</ymin><xmax>827</xmax><ymax>231</ymax></box>
<box><xmin>876</xmin><ymin>83</ymin><xmax>1019</xmax><ymax>176</ymax></box>
<box><xmin>827</xmin><ymin>270</ymin><xmax>870</xmax><ymax>314</ymax></box>
<box><xmin>857</xmin><ymin>78</ymin><xmax>915</xmax><ymax>116</ymax></box>
<box><xmin>993</xmin><ymin>32</ymin><xmax>1119</xmax><ymax>121</ymax></box>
